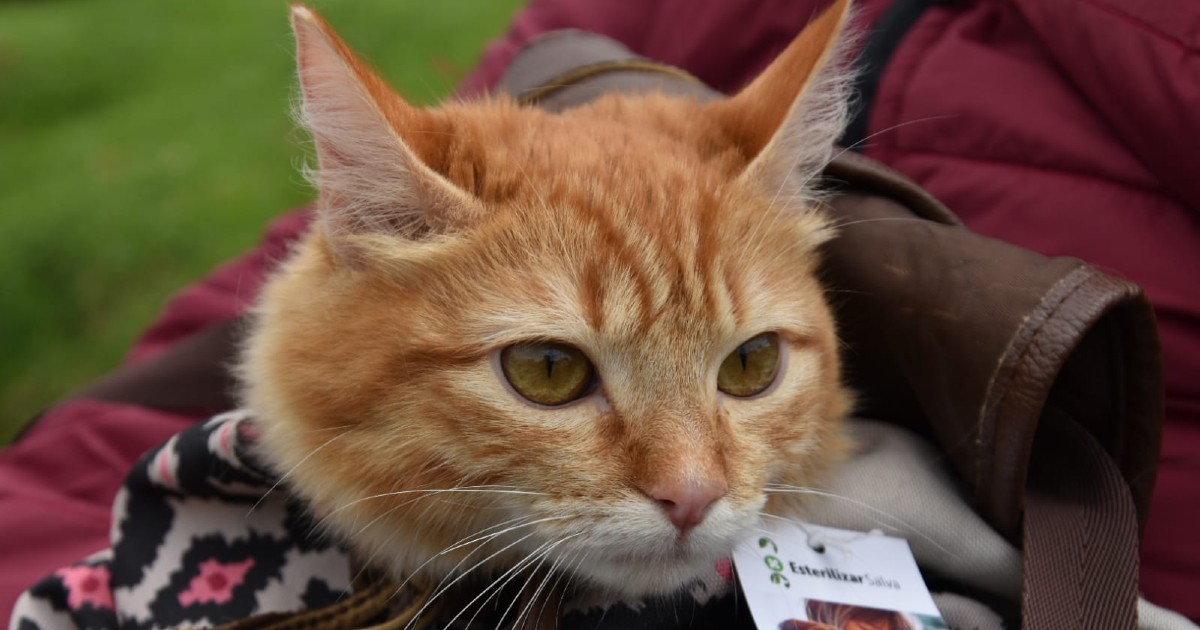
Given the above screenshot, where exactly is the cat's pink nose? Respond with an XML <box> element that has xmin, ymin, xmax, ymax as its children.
<box><xmin>649</xmin><ymin>480</ymin><xmax>727</xmax><ymax>534</ymax></box>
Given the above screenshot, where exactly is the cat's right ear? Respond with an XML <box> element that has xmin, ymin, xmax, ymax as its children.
<box><xmin>291</xmin><ymin>6</ymin><xmax>482</xmax><ymax>259</ymax></box>
<box><xmin>709</xmin><ymin>0</ymin><xmax>854</xmax><ymax>207</ymax></box>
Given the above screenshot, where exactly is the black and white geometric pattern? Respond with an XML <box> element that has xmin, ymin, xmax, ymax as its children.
<box><xmin>11</xmin><ymin>411</ymin><xmax>352</xmax><ymax>629</ymax></box>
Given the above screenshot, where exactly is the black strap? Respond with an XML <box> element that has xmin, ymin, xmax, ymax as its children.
<box><xmin>67</xmin><ymin>318</ymin><xmax>244</xmax><ymax>414</ymax></box>
<box><xmin>840</xmin><ymin>0</ymin><xmax>941</xmax><ymax>150</ymax></box>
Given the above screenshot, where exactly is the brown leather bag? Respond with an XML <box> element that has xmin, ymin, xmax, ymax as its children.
<box><xmin>74</xmin><ymin>30</ymin><xmax>1163</xmax><ymax>630</ymax></box>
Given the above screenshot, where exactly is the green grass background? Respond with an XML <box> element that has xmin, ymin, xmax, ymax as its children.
<box><xmin>0</xmin><ymin>0</ymin><xmax>524</xmax><ymax>442</ymax></box>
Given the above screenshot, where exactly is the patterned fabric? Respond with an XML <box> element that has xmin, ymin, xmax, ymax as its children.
<box><xmin>10</xmin><ymin>411</ymin><xmax>352</xmax><ymax>629</ymax></box>
<box><xmin>9</xmin><ymin>411</ymin><xmax>736</xmax><ymax>630</ymax></box>
<box><xmin>8</xmin><ymin>414</ymin><xmax>1187</xmax><ymax>628</ymax></box>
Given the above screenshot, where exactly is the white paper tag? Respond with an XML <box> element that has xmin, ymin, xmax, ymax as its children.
<box><xmin>733</xmin><ymin>520</ymin><xmax>947</xmax><ymax>629</ymax></box>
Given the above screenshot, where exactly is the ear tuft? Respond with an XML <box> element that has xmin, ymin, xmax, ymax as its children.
<box><xmin>290</xmin><ymin>4</ymin><xmax>315</xmax><ymax>22</ymax></box>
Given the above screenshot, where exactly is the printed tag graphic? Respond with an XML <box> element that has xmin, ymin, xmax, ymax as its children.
<box><xmin>732</xmin><ymin>520</ymin><xmax>947</xmax><ymax>629</ymax></box>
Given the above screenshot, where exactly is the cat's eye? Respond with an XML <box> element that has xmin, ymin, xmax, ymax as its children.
<box><xmin>717</xmin><ymin>333</ymin><xmax>781</xmax><ymax>397</ymax></box>
<box><xmin>501</xmin><ymin>342</ymin><xmax>595</xmax><ymax>406</ymax></box>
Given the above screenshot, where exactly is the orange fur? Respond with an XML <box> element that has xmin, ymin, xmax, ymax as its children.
<box><xmin>241</xmin><ymin>0</ymin><xmax>855</xmax><ymax>611</ymax></box>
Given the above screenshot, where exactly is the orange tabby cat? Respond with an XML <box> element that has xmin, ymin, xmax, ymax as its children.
<box><xmin>240</xmin><ymin>0</ymin><xmax>854</xmax><ymax>617</ymax></box>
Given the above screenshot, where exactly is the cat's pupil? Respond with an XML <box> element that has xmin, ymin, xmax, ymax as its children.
<box><xmin>717</xmin><ymin>333</ymin><xmax>781</xmax><ymax>397</ymax></box>
<box><xmin>500</xmin><ymin>342</ymin><xmax>594</xmax><ymax>406</ymax></box>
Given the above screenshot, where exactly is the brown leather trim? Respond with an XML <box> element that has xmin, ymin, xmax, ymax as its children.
<box><xmin>515</xmin><ymin>59</ymin><xmax>703</xmax><ymax>107</ymax></box>
<box><xmin>816</xmin><ymin>191</ymin><xmax>1163</xmax><ymax>539</ymax></box>
<box><xmin>823</xmin><ymin>150</ymin><xmax>960</xmax><ymax>225</ymax></box>
<box><xmin>981</xmin><ymin>266</ymin><xmax>1099</xmax><ymax>531</ymax></box>
<box><xmin>498</xmin><ymin>30</ymin><xmax>709</xmax><ymax>109</ymax></box>
<box><xmin>982</xmin><ymin>268</ymin><xmax>1162</xmax><ymax>533</ymax></box>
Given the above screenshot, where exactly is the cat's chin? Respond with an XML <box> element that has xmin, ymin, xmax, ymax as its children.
<box><xmin>559</xmin><ymin>528</ymin><xmax>743</xmax><ymax>599</ymax></box>
<box><xmin>573</xmin><ymin>550</ymin><xmax>725</xmax><ymax>599</ymax></box>
<box><xmin>534</xmin><ymin>499</ymin><xmax>764</xmax><ymax>599</ymax></box>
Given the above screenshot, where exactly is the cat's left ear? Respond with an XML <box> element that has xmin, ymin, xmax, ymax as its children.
<box><xmin>291</xmin><ymin>5</ymin><xmax>484</xmax><ymax>256</ymax></box>
<box><xmin>710</xmin><ymin>0</ymin><xmax>854</xmax><ymax>203</ymax></box>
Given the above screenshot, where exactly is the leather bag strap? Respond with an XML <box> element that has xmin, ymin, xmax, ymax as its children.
<box><xmin>1023</xmin><ymin>415</ymin><xmax>1140</xmax><ymax>628</ymax></box>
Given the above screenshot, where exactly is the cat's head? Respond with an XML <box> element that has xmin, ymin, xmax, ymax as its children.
<box><xmin>241</xmin><ymin>0</ymin><xmax>854</xmax><ymax>600</ymax></box>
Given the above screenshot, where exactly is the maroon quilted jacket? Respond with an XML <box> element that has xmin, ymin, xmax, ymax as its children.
<box><xmin>1</xmin><ymin>0</ymin><xmax>1196</xmax><ymax>622</ymax></box>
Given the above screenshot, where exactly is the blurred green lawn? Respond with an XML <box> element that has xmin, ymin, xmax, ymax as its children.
<box><xmin>0</xmin><ymin>0</ymin><xmax>523</xmax><ymax>442</ymax></box>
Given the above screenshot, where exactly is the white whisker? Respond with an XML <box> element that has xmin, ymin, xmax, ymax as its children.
<box><xmin>826</xmin><ymin>216</ymin><xmax>931</xmax><ymax>230</ymax></box>
<box><xmin>451</xmin><ymin>533</ymin><xmax>580</xmax><ymax>630</ymax></box>
<box><xmin>552</xmin><ymin>548</ymin><xmax>589</xmax><ymax>628</ymax></box>
<box><xmin>498</xmin><ymin>547</ymin><xmax>556</xmax><ymax>628</ymax></box>
<box><xmin>520</xmin><ymin>542</ymin><xmax>573</xmax><ymax>629</ymax></box>
<box><xmin>247</xmin><ymin>430</ymin><xmax>349</xmax><ymax>515</ymax></box>
<box><xmin>504</xmin><ymin>534</ymin><xmax>579</xmax><ymax>630</ymax></box>
<box><xmin>443</xmin><ymin>515</ymin><xmax>568</xmax><ymax>555</ymax></box>
<box><xmin>389</xmin><ymin>514</ymin><xmax>570</xmax><ymax>608</ymax></box>
<box><xmin>402</xmin><ymin>529</ymin><xmax>545</xmax><ymax>630</ymax></box>
<box><xmin>315</xmin><ymin>485</ymin><xmax>545</xmax><ymax>531</ymax></box>
<box><xmin>763</xmin><ymin>485</ymin><xmax>951</xmax><ymax>554</ymax></box>
<box><xmin>835</xmin><ymin>115</ymin><xmax>953</xmax><ymax>158</ymax></box>
<box><xmin>454</xmin><ymin>539</ymin><xmax>556</xmax><ymax>630</ymax></box>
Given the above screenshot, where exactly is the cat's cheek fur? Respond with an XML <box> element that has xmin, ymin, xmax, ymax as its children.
<box><xmin>729</xmin><ymin>336</ymin><xmax>853</xmax><ymax>510</ymax></box>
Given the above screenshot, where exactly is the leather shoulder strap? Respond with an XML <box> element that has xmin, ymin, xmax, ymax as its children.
<box><xmin>1023</xmin><ymin>414</ymin><xmax>1139</xmax><ymax>629</ymax></box>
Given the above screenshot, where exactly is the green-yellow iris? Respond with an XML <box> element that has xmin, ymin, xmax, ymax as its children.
<box><xmin>501</xmin><ymin>342</ymin><xmax>594</xmax><ymax>406</ymax></box>
<box><xmin>717</xmin><ymin>332</ymin><xmax>781</xmax><ymax>397</ymax></box>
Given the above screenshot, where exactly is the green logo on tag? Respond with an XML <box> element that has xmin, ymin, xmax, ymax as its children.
<box><xmin>758</xmin><ymin>537</ymin><xmax>790</xmax><ymax>588</ymax></box>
